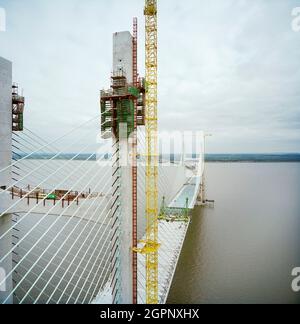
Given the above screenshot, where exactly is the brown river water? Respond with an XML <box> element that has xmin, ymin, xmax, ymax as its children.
<box><xmin>168</xmin><ymin>163</ymin><xmax>300</xmax><ymax>304</ymax></box>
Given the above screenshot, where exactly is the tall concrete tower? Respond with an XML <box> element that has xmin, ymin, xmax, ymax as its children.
<box><xmin>113</xmin><ymin>31</ymin><xmax>134</xmax><ymax>305</ymax></box>
<box><xmin>101</xmin><ymin>29</ymin><xmax>145</xmax><ymax>304</ymax></box>
<box><xmin>113</xmin><ymin>32</ymin><xmax>133</xmax><ymax>84</ymax></box>
<box><xmin>0</xmin><ymin>57</ymin><xmax>12</xmax><ymax>188</ymax></box>
<box><xmin>0</xmin><ymin>56</ymin><xmax>13</xmax><ymax>304</ymax></box>
<box><xmin>102</xmin><ymin>31</ymin><xmax>135</xmax><ymax>304</ymax></box>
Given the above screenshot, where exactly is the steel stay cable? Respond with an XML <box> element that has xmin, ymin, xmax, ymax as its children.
<box><xmin>0</xmin><ymin>150</ymin><xmax>108</xmax><ymax>269</ymax></box>
<box><xmin>0</xmin><ymin>132</ymin><xmax>110</xmax><ymax>237</ymax></box>
<box><xmin>2</xmin><ymin>160</ymin><xmax>113</xmax><ymax>303</ymax></box>
<box><xmin>27</xmin><ymin>172</ymin><xmax>115</xmax><ymax>303</ymax></box>
<box><xmin>0</xmin><ymin>115</ymin><xmax>101</xmax><ymax>174</ymax></box>
<box><xmin>0</xmin><ymin>125</ymin><xmax>103</xmax><ymax>199</ymax></box>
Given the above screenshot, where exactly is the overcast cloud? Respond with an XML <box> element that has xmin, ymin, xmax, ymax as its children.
<box><xmin>0</xmin><ymin>0</ymin><xmax>299</xmax><ymax>153</ymax></box>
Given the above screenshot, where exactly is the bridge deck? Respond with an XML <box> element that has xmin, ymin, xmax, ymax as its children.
<box><xmin>137</xmin><ymin>220</ymin><xmax>190</xmax><ymax>304</ymax></box>
<box><xmin>93</xmin><ymin>163</ymin><xmax>203</xmax><ymax>304</ymax></box>
<box><xmin>136</xmin><ymin>174</ymin><xmax>202</xmax><ymax>303</ymax></box>
<box><xmin>169</xmin><ymin>176</ymin><xmax>201</xmax><ymax>210</ymax></box>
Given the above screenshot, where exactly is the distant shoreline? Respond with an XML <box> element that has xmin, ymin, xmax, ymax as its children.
<box><xmin>13</xmin><ymin>153</ymin><xmax>300</xmax><ymax>163</ymax></box>
<box><xmin>205</xmin><ymin>154</ymin><xmax>300</xmax><ymax>163</ymax></box>
<box><xmin>206</xmin><ymin>160</ymin><xmax>300</xmax><ymax>163</ymax></box>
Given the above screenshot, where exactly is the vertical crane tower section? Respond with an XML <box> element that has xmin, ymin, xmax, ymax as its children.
<box><xmin>145</xmin><ymin>0</ymin><xmax>159</xmax><ymax>304</ymax></box>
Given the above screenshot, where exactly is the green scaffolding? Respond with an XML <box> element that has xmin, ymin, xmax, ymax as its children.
<box><xmin>158</xmin><ymin>196</ymin><xmax>190</xmax><ymax>223</ymax></box>
<box><xmin>101</xmin><ymin>86</ymin><xmax>139</xmax><ymax>138</ymax></box>
<box><xmin>116</xmin><ymin>99</ymin><xmax>134</xmax><ymax>138</ymax></box>
<box><xmin>18</xmin><ymin>113</ymin><xmax>24</xmax><ymax>131</ymax></box>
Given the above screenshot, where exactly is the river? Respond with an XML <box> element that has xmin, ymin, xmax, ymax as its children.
<box><xmin>168</xmin><ymin>163</ymin><xmax>300</xmax><ymax>304</ymax></box>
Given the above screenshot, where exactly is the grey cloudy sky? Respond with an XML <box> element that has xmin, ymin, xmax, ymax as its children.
<box><xmin>0</xmin><ymin>0</ymin><xmax>299</xmax><ymax>153</ymax></box>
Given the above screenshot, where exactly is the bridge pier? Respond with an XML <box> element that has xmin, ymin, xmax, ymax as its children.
<box><xmin>0</xmin><ymin>57</ymin><xmax>13</xmax><ymax>304</ymax></box>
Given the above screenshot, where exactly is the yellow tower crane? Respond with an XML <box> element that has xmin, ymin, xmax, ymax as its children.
<box><xmin>144</xmin><ymin>0</ymin><xmax>159</xmax><ymax>304</ymax></box>
<box><xmin>133</xmin><ymin>0</ymin><xmax>159</xmax><ymax>305</ymax></box>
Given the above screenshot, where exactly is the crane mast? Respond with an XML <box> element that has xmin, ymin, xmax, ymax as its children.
<box><xmin>144</xmin><ymin>0</ymin><xmax>159</xmax><ymax>304</ymax></box>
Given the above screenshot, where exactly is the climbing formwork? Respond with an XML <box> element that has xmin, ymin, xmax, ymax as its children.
<box><xmin>101</xmin><ymin>72</ymin><xmax>145</xmax><ymax>139</ymax></box>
